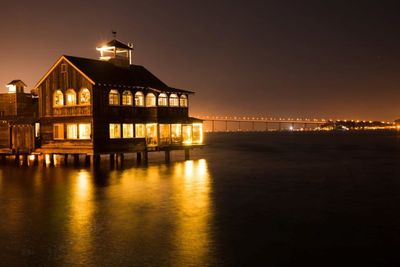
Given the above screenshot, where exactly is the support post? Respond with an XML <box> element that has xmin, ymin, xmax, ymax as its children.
<box><xmin>33</xmin><ymin>155</ymin><xmax>39</xmax><ymax>166</ymax></box>
<box><xmin>212</xmin><ymin>120</ymin><xmax>215</xmax><ymax>132</ymax></box>
<box><xmin>184</xmin><ymin>148</ymin><xmax>190</xmax><ymax>161</ymax></box>
<box><xmin>136</xmin><ymin>152</ymin><xmax>142</xmax><ymax>164</ymax></box>
<box><xmin>49</xmin><ymin>154</ymin><xmax>55</xmax><ymax>167</ymax></box>
<box><xmin>225</xmin><ymin>121</ymin><xmax>228</xmax><ymax>132</ymax></box>
<box><xmin>0</xmin><ymin>155</ymin><xmax>6</xmax><ymax>164</ymax></box>
<box><xmin>165</xmin><ymin>150</ymin><xmax>171</xmax><ymax>164</ymax></box>
<box><xmin>14</xmin><ymin>154</ymin><xmax>20</xmax><ymax>165</ymax></box>
<box><xmin>278</xmin><ymin>123</ymin><xmax>282</xmax><ymax>131</ymax></box>
<box><xmin>22</xmin><ymin>154</ymin><xmax>28</xmax><ymax>166</ymax></box>
<box><xmin>73</xmin><ymin>154</ymin><xmax>79</xmax><ymax>166</ymax></box>
<box><xmin>143</xmin><ymin>151</ymin><xmax>148</xmax><ymax>164</ymax></box>
<box><xmin>85</xmin><ymin>155</ymin><xmax>91</xmax><ymax>166</ymax></box>
<box><xmin>252</xmin><ymin>122</ymin><xmax>255</xmax><ymax>131</ymax></box>
<box><xmin>64</xmin><ymin>154</ymin><xmax>69</xmax><ymax>165</ymax></box>
<box><xmin>110</xmin><ymin>154</ymin><xmax>115</xmax><ymax>167</ymax></box>
<box><xmin>238</xmin><ymin>121</ymin><xmax>241</xmax><ymax>131</ymax></box>
<box><xmin>117</xmin><ymin>153</ymin><xmax>124</xmax><ymax>168</ymax></box>
<box><xmin>265</xmin><ymin>122</ymin><xmax>268</xmax><ymax>132</ymax></box>
<box><xmin>92</xmin><ymin>154</ymin><xmax>101</xmax><ymax>167</ymax></box>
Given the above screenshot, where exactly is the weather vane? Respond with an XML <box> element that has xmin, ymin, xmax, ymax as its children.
<box><xmin>112</xmin><ymin>30</ymin><xmax>117</xmax><ymax>38</ymax></box>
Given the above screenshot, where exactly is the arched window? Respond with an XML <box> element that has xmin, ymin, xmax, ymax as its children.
<box><xmin>79</xmin><ymin>88</ymin><xmax>90</xmax><ymax>105</ymax></box>
<box><xmin>122</xmin><ymin>90</ymin><xmax>133</xmax><ymax>106</ymax></box>
<box><xmin>53</xmin><ymin>90</ymin><xmax>64</xmax><ymax>107</ymax></box>
<box><xmin>109</xmin><ymin>89</ymin><xmax>120</xmax><ymax>105</ymax></box>
<box><xmin>146</xmin><ymin>93</ymin><xmax>156</xmax><ymax>107</ymax></box>
<box><xmin>158</xmin><ymin>93</ymin><xmax>168</xmax><ymax>106</ymax></box>
<box><xmin>169</xmin><ymin>93</ymin><xmax>179</xmax><ymax>107</ymax></box>
<box><xmin>135</xmin><ymin>91</ymin><xmax>144</xmax><ymax>106</ymax></box>
<box><xmin>180</xmin><ymin>95</ymin><xmax>188</xmax><ymax>107</ymax></box>
<box><xmin>65</xmin><ymin>89</ymin><xmax>76</xmax><ymax>106</ymax></box>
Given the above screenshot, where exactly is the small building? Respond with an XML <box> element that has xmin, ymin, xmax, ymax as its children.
<box><xmin>33</xmin><ymin>39</ymin><xmax>203</xmax><ymax>158</ymax></box>
<box><xmin>0</xmin><ymin>80</ymin><xmax>39</xmax><ymax>154</ymax></box>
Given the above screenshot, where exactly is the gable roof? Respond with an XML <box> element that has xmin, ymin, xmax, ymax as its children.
<box><xmin>102</xmin><ymin>39</ymin><xmax>133</xmax><ymax>50</ymax></box>
<box><xmin>7</xmin><ymin>80</ymin><xmax>27</xmax><ymax>86</ymax></box>
<box><xmin>35</xmin><ymin>55</ymin><xmax>193</xmax><ymax>94</ymax></box>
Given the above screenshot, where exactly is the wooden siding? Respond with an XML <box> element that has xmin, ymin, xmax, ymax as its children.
<box><xmin>11</xmin><ymin>125</ymin><xmax>35</xmax><ymax>153</ymax></box>
<box><xmin>0</xmin><ymin>122</ymin><xmax>10</xmax><ymax>149</ymax></box>
<box><xmin>0</xmin><ymin>94</ymin><xmax>16</xmax><ymax>116</ymax></box>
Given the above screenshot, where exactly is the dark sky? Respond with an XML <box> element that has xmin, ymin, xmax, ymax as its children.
<box><xmin>1</xmin><ymin>1</ymin><xmax>400</xmax><ymax>120</ymax></box>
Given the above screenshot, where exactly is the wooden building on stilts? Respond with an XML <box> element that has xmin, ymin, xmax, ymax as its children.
<box><xmin>0</xmin><ymin>38</ymin><xmax>203</xmax><ymax>166</ymax></box>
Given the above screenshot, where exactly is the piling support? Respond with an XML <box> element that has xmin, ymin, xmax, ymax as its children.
<box><xmin>49</xmin><ymin>154</ymin><xmax>55</xmax><ymax>167</ymax></box>
<box><xmin>184</xmin><ymin>149</ymin><xmax>190</xmax><ymax>160</ymax></box>
<box><xmin>73</xmin><ymin>154</ymin><xmax>79</xmax><ymax>166</ymax></box>
<box><xmin>92</xmin><ymin>154</ymin><xmax>101</xmax><ymax>167</ymax></box>
<box><xmin>136</xmin><ymin>152</ymin><xmax>142</xmax><ymax>164</ymax></box>
<box><xmin>117</xmin><ymin>153</ymin><xmax>124</xmax><ymax>168</ymax></box>
<box><xmin>110</xmin><ymin>154</ymin><xmax>115</xmax><ymax>167</ymax></box>
<box><xmin>238</xmin><ymin>121</ymin><xmax>241</xmax><ymax>131</ymax></box>
<box><xmin>212</xmin><ymin>120</ymin><xmax>215</xmax><ymax>132</ymax></box>
<box><xmin>278</xmin><ymin>123</ymin><xmax>282</xmax><ymax>131</ymax></box>
<box><xmin>225</xmin><ymin>121</ymin><xmax>228</xmax><ymax>132</ymax></box>
<box><xmin>265</xmin><ymin>122</ymin><xmax>268</xmax><ymax>132</ymax></box>
<box><xmin>22</xmin><ymin>154</ymin><xmax>28</xmax><ymax>166</ymax></box>
<box><xmin>14</xmin><ymin>154</ymin><xmax>20</xmax><ymax>165</ymax></box>
<box><xmin>143</xmin><ymin>151</ymin><xmax>148</xmax><ymax>164</ymax></box>
<box><xmin>0</xmin><ymin>155</ymin><xmax>6</xmax><ymax>164</ymax></box>
<box><xmin>85</xmin><ymin>155</ymin><xmax>91</xmax><ymax>166</ymax></box>
<box><xmin>252</xmin><ymin>122</ymin><xmax>255</xmax><ymax>131</ymax></box>
<box><xmin>165</xmin><ymin>150</ymin><xmax>171</xmax><ymax>164</ymax></box>
<box><xmin>33</xmin><ymin>155</ymin><xmax>39</xmax><ymax>166</ymax></box>
<box><xmin>64</xmin><ymin>154</ymin><xmax>69</xmax><ymax>165</ymax></box>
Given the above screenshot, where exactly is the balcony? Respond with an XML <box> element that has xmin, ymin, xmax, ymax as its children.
<box><xmin>53</xmin><ymin>105</ymin><xmax>91</xmax><ymax>117</ymax></box>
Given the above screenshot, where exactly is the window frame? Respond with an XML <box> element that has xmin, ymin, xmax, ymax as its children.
<box><xmin>122</xmin><ymin>90</ymin><xmax>133</xmax><ymax>106</ymax></box>
<box><xmin>169</xmin><ymin>93</ymin><xmax>179</xmax><ymax>107</ymax></box>
<box><xmin>79</xmin><ymin>88</ymin><xmax>91</xmax><ymax>105</ymax></box>
<box><xmin>53</xmin><ymin>90</ymin><xmax>64</xmax><ymax>107</ymax></box>
<box><xmin>53</xmin><ymin>123</ymin><xmax>64</xmax><ymax>140</ymax></box>
<box><xmin>65</xmin><ymin>89</ymin><xmax>77</xmax><ymax>106</ymax></box>
<box><xmin>145</xmin><ymin>93</ymin><xmax>156</xmax><ymax>107</ymax></box>
<box><xmin>158</xmin><ymin>93</ymin><xmax>168</xmax><ymax>106</ymax></box>
<box><xmin>135</xmin><ymin>91</ymin><xmax>144</xmax><ymax>106</ymax></box>
<box><xmin>109</xmin><ymin>89</ymin><xmax>120</xmax><ymax>106</ymax></box>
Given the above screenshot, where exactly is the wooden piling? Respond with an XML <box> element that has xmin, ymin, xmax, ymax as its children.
<box><xmin>14</xmin><ymin>154</ymin><xmax>20</xmax><ymax>165</ymax></box>
<box><xmin>184</xmin><ymin>149</ymin><xmax>190</xmax><ymax>160</ymax></box>
<box><xmin>136</xmin><ymin>152</ymin><xmax>142</xmax><ymax>164</ymax></box>
<box><xmin>92</xmin><ymin>154</ymin><xmax>101</xmax><ymax>167</ymax></box>
<box><xmin>110</xmin><ymin>154</ymin><xmax>115</xmax><ymax>167</ymax></box>
<box><xmin>165</xmin><ymin>150</ymin><xmax>171</xmax><ymax>164</ymax></box>
<box><xmin>85</xmin><ymin>155</ymin><xmax>91</xmax><ymax>166</ymax></box>
<box><xmin>64</xmin><ymin>154</ymin><xmax>69</xmax><ymax>165</ymax></box>
<box><xmin>49</xmin><ymin>154</ymin><xmax>55</xmax><ymax>166</ymax></box>
<box><xmin>33</xmin><ymin>155</ymin><xmax>39</xmax><ymax>166</ymax></box>
<box><xmin>22</xmin><ymin>154</ymin><xmax>28</xmax><ymax>166</ymax></box>
<box><xmin>73</xmin><ymin>154</ymin><xmax>80</xmax><ymax>166</ymax></box>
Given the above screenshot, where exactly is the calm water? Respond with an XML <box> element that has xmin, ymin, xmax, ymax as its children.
<box><xmin>1</xmin><ymin>132</ymin><xmax>400</xmax><ymax>266</ymax></box>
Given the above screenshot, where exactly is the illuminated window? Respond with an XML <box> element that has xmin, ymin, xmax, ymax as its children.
<box><xmin>171</xmin><ymin>124</ymin><xmax>182</xmax><ymax>143</ymax></box>
<box><xmin>122</xmin><ymin>123</ymin><xmax>134</xmax><ymax>138</ymax></box>
<box><xmin>66</xmin><ymin>89</ymin><xmax>77</xmax><ymax>106</ymax></box>
<box><xmin>158</xmin><ymin>93</ymin><xmax>168</xmax><ymax>106</ymax></box>
<box><xmin>109</xmin><ymin>124</ymin><xmax>121</xmax><ymax>139</ymax></box>
<box><xmin>79</xmin><ymin>88</ymin><xmax>90</xmax><ymax>105</ymax></box>
<box><xmin>192</xmin><ymin>123</ymin><xmax>203</xmax><ymax>144</ymax></box>
<box><xmin>159</xmin><ymin>124</ymin><xmax>171</xmax><ymax>144</ymax></box>
<box><xmin>135</xmin><ymin>91</ymin><xmax>144</xmax><ymax>106</ymax></box>
<box><xmin>169</xmin><ymin>94</ymin><xmax>179</xmax><ymax>107</ymax></box>
<box><xmin>109</xmin><ymin>89</ymin><xmax>120</xmax><ymax>105</ymax></box>
<box><xmin>53</xmin><ymin>124</ymin><xmax>64</xmax><ymax>140</ymax></box>
<box><xmin>135</xmin><ymin>124</ymin><xmax>145</xmax><ymax>138</ymax></box>
<box><xmin>54</xmin><ymin>90</ymin><xmax>64</xmax><ymax>107</ymax></box>
<box><xmin>122</xmin><ymin>90</ymin><xmax>133</xmax><ymax>106</ymax></box>
<box><xmin>79</xmin><ymin>123</ymin><xmax>91</xmax><ymax>140</ymax></box>
<box><xmin>146</xmin><ymin>93</ymin><xmax>156</xmax><ymax>107</ymax></box>
<box><xmin>66</xmin><ymin>124</ymin><xmax>78</xmax><ymax>139</ymax></box>
<box><xmin>146</xmin><ymin>123</ymin><xmax>158</xmax><ymax>146</ymax></box>
<box><xmin>182</xmin><ymin>125</ymin><xmax>192</xmax><ymax>144</ymax></box>
<box><xmin>180</xmin><ymin>95</ymin><xmax>188</xmax><ymax>107</ymax></box>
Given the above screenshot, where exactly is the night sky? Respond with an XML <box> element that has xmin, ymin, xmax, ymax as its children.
<box><xmin>1</xmin><ymin>1</ymin><xmax>400</xmax><ymax>120</ymax></box>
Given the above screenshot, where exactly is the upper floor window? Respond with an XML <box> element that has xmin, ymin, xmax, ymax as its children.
<box><xmin>109</xmin><ymin>89</ymin><xmax>120</xmax><ymax>105</ymax></box>
<box><xmin>109</xmin><ymin>123</ymin><xmax>121</xmax><ymax>139</ymax></box>
<box><xmin>66</xmin><ymin>89</ymin><xmax>77</xmax><ymax>106</ymax></box>
<box><xmin>122</xmin><ymin>90</ymin><xmax>133</xmax><ymax>106</ymax></box>
<box><xmin>180</xmin><ymin>95</ymin><xmax>188</xmax><ymax>107</ymax></box>
<box><xmin>135</xmin><ymin>91</ymin><xmax>144</xmax><ymax>106</ymax></box>
<box><xmin>169</xmin><ymin>94</ymin><xmax>179</xmax><ymax>107</ymax></box>
<box><xmin>79</xmin><ymin>88</ymin><xmax>90</xmax><ymax>105</ymax></box>
<box><xmin>54</xmin><ymin>90</ymin><xmax>64</xmax><ymax>107</ymax></box>
<box><xmin>146</xmin><ymin>93</ymin><xmax>156</xmax><ymax>107</ymax></box>
<box><xmin>158</xmin><ymin>93</ymin><xmax>168</xmax><ymax>106</ymax></box>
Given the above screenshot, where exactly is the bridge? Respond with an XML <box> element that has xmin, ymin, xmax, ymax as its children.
<box><xmin>195</xmin><ymin>116</ymin><xmax>327</xmax><ymax>132</ymax></box>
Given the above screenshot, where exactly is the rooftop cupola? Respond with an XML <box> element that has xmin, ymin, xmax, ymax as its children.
<box><xmin>96</xmin><ymin>39</ymin><xmax>133</xmax><ymax>68</ymax></box>
<box><xmin>6</xmin><ymin>80</ymin><xmax>27</xmax><ymax>94</ymax></box>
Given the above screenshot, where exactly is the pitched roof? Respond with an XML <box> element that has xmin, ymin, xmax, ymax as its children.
<box><xmin>7</xmin><ymin>80</ymin><xmax>27</xmax><ymax>86</ymax></box>
<box><xmin>102</xmin><ymin>39</ymin><xmax>133</xmax><ymax>50</ymax></box>
<box><xmin>64</xmin><ymin>55</ymin><xmax>193</xmax><ymax>94</ymax></box>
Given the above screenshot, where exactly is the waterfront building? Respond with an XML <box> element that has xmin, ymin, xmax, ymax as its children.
<box><xmin>32</xmin><ymin>39</ymin><xmax>203</xmax><ymax>160</ymax></box>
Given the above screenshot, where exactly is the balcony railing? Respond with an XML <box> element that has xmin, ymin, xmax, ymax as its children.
<box><xmin>53</xmin><ymin>105</ymin><xmax>91</xmax><ymax>116</ymax></box>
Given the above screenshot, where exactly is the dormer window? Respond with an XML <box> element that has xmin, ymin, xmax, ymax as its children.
<box><xmin>60</xmin><ymin>63</ymin><xmax>68</xmax><ymax>73</ymax></box>
<box><xmin>122</xmin><ymin>90</ymin><xmax>133</xmax><ymax>106</ymax></box>
<box><xmin>54</xmin><ymin>90</ymin><xmax>64</xmax><ymax>107</ymax></box>
<box><xmin>79</xmin><ymin>88</ymin><xmax>90</xmax><ymax>105</ymax></box>
<box><xmin>135</xmin><ymin>91</ymin><xmax>144</xmax><ymax>106</ymax></box>
<box><xmin>180</xmin><ymin>95</ymin><xmax>188</xmax><ymax>107</ymax></box>
<box><xmin>65</xmin><ymin>89</ymin><xmax>77</xmax><ymax>106</ymax></box>
<box><xmin>145</xmin><ymin>93</ymin><xmax>156</xmax><ymax>107</ymax></box>
<box><xmin>109</xmin><ymin>89</ymin><xmax>120</xmax><ymax>105</ymax></box>
<box><xmin>169</xmin><ymin>94</ymin><xmax>179</xmax><ymax>107</ymax></box>
<box><xmin>158</xmin><ymin>93</ymin><xmax>168</xmax><ymax>106</ymax></box>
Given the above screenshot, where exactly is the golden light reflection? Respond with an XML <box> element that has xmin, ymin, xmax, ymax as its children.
<box><xmin>67</xmin><ymin>170</ymin><xmax>94</xmax><ymax>261</ymax></box>
<box><xmin>171</xmin><ymin>159</ymin><xmax>212</xmax><ymax>266</ymax></box>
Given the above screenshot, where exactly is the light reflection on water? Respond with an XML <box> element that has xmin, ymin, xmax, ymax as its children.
<box><xmin>0</xmin><ymin>159</ymin><xmax>213</xmax><ymax>266</ymax></box>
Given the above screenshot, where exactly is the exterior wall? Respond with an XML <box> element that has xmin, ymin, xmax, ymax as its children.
<box><xmin>37</xmin><ymin>59</ymin><xmax>94</xmax><ymax>154</ymax></box>
<box><xmin>0</xmin><ymin>121</ymin><xmax>10</xmax><ymax>149</ymax></box>
<box><xmin>11</xmin><ymin>125</ymin><xmax>35</xmax><ymax>153</ymax></box>
<box><xmin>16</xmin><ymin>93</ymin><xmax>38</xmax><ymax>117</ymax></box>
<box><xmin>0</xmin><ymin>94</ymin><xmax>16</xmax><ymax>116</ymax></box>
